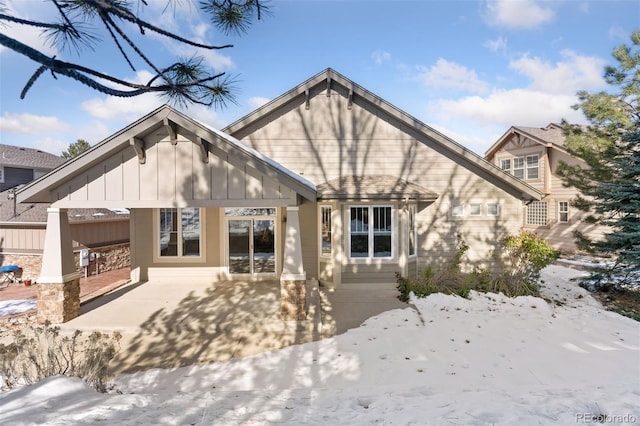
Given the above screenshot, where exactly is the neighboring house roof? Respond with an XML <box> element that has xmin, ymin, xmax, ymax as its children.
<box><xmin>318</xmin><ymin>176</ymin><xmax>438</xmax><ymax>201</ymax></box>
<box><xmin>0</xmin><ymin>144</ymin><xmax>65</xmax><ymax>170</ymax></box>
<box><xmin>0</xmin><ymin>187</ymin><xmax>129</xmax><ymax>223</ymax></box>
<box><xmin>16</xmin><ymin>106</ymin><xmax>317</xmax><ymax>204</ymax></box>
<box><xmin>224</xmin><ymin>68</ymin><xmax>542</xmax><ymax>202</ymax></box>
<box><xmin>485</xmin><ymin>123</ymin><xmax>569</xmax><ymax>159</ymax></box>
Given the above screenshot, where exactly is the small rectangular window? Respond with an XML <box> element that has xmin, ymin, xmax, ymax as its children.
<box><xmin>487</xmin><ymin>203</ymin><xmax>500</xmax><ymax>216</ymax></box>
<box><xmin>159</xmin><ymin>208</ymin><xmax>201</xmax><ymax>257</ymax></box>
<box><xmin>320</xmin><ymin>206</ymin><xmax>332</xmax><ymax>257</ymax></box>
<box><xmin>558</xmin><ymin>201</ymin><xmax>569</xmax><ymax>223</ymax></box>
<box><xmin>526</xmin><ymin>201</ymin><xmax>547</xmax><ymax>226</ymax></box>
<box><xmin>0</xmin><ymin>166</ymin><xmax>4</xmax><ymax>183</ymax></box>
<box><xmin>513</xmin><ymin>157</ymin><xmax>525</xmax><ymax>179</ymax></box>
<box><xmin>452</xmin><ymin>204</ymin><xmax>464</xmax><ymax>217</ymax></box>
<box><xmin>469</xmin><ymin>204</ymin><xmax>482</xmax><ymax>216</ymax></box>
<box><xmin>500</xmin><ymin>159</ymin><xmax>511</xmax><ymax>174</ymax></box>
<box><xmin>408</xmin><ymin>205</ymin><xmax>417</xmax><ymax>256</ymax></box>
<box><xmin>527</xmin><ymin>155</ymin><xmax>539</xmax><ymax>179</ymax></box>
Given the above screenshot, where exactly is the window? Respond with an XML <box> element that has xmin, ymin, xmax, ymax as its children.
<box><xmin>513</xmin><ymin>157</ymin><xmax>525</xmax><ymax>179</ymax></box>
<box><xmin>500</xmin><ymin>159</ymin><xmax>511</xmax><ymax>174</ymax></box>
<box><xmin>452</xmin><ymin>204</ymin><xmax>464</xmax><ymax>217</ymax></box>
<box><xmin>0</xmin><ymin>166</ymin><xmax>4</xmax><ymax>183</ymax></box>
<box><xmin>320</xmin><ymin>206</ymin><xmax>332</xmax><ymax>257</ymax></box>
<box><xmin>469</xmin><ymin>204</ymin><xmax>482</xmax><ymax>216</ymax></box>
<box><xmin>159</xmin><ymin>208</ymin><xmax>201</xmax><ymax>257</ymax></box>
<box><xmin>527</xmin><ymin>155</ymin><xmax>539</xmax><ymax>179</ymax></box>
<box><xmin>349</xmin><ymin>206</ymin><xmax>393</xmax><ymax>259</ymax></box>
<box><xmin>526</xmin><ymin>201</ymin><xmax>547</xmax><ymax>226</ymax></box>
<box><xmin>487</xmin><ymin>203</ymin><xmax>500</xmax><ymax>217</ymax></box>
<box><xmin>558</xmin><ymin>201</ymin><xmax>569</xmax><ymax>223</ymax></box>
<box><xmin>408</xmin><ymin>204</ymin><xmax>417</xmax><ymax>257</ymax></box>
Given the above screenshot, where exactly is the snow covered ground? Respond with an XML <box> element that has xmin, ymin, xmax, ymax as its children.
<box><xmin>0</xmin><ymin>299</ymin><xmax>36</xmax><ymax>316</ymax></box>
<box><xmin>1</xmin><ymin>265</ymin><xmax>639</xmax><ymax>425</ymax></box>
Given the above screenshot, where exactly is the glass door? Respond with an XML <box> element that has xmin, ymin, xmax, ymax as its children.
<box><xmin>226</xmin><ymin>208</ymin><xmax>276</xmax><ymax>275</ymax></box>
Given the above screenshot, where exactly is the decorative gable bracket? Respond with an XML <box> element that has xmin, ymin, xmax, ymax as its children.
<box><xmin>164</xmin><ymin>118</ymin><xmax>178</xmax><ymax>145</ymax></box>
<box><xmin>129</xmin><ymin>137</ymin><xmax>146</xmax><ymax>164</ymax></box>
<box><xmin>196</xmin><ymin>137</ymin><xmax>210</xmax><ymax>164</ymax></box>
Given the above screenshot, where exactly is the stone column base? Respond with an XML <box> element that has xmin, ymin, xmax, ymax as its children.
<box><xmin>36</xmin><ymin>278</ymin><xmax>81</xmax><ymax>324</ymax></box>
<box><xmin>280</xmin><ymin>280</ymin><xmax>307</xmax><ymax>321</ymax></box>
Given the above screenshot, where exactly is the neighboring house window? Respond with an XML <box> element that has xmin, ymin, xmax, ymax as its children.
<box><xmin>452</xmin><ymin>204</ymin><xmax>464</xmax><ymax>217</ymax></box>
<box><xmin>0</xmin><ymin>166</ymin><xmax>4</xmax><ymax>183</ymax></box>
<box><xmin>526</xmin><ymin>201</ymin><xmax>547</xmax><ymax>226</ymax></box>
<box><xmin>500</xmin><ymin>159</ymin><xmax>511</xmax><ymax>174</ymax></box>
<box><xmin>527</xmin><ymin>155</ymin><xmax>539</xmax><ymax>179</ymax></box>
<box><xmin>320</xmin><ymin>206</ymin><xmax>332</xmax><ymax>257</ymax></box>
<box><xmin>558</xmin><ymin>201</ymin><xmax>569</xmax><ymax>223</ymax></box>
<box><xmin>487</xmin><ymin>203</ymin><xmax>500</xmax><ymax>217</ymax></box>
<box><xmin>408</xmin><ymin>204</ymin><xmax>417</xmax><ymax>257</ymax></box>
<box><xmin>159</xmin><ymin>208</ymin><xmax>201</xmax><ymax>257</ymax></box>
<box><xmin>513</xmin><ymin>157</ymin><xmax>525</xmax><ymax>179</ymax></box>
<box><xmin>349</xmin><ymin>206</ymin><xmax>393</xmax><ymax>259</ymax></box>
<box><xmin>469</xmin><ymin>203</ymin><xmax>482</xmax><ymax>216</ymax></box>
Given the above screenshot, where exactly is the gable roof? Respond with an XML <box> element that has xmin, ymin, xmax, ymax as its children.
<box><xmin>485</xmin><ymin>123</ymin><xmax>569</xmax><ymax>159</ymax></box>
<box><xmin>17</xmin><ymin>105</ymin><xmax>316</xmax><ymax>204</ymax></box>
<box><xmin>0</xmin><ymin>144</ymin><xmax>65</xmax><ymax>170</ymax></box>
<box><xmin>224</xmin><ymin>68</ymin><xmax>542</xmax><ymax>202</ymax></box>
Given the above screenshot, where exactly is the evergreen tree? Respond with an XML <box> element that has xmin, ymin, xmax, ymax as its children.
<box><xmin>61</xmin><ymin>139</ymin><xmax>91</xmax><ymax>159</ymax></box>
<box><xmin>558</xmin><ymin>30</ymin><xmax>640</xmax><ymax>286</ymax></box>
<box><xmin>0</xmin><ymin>0</ymin><xmax>269</xmax><ymax>108</ymax></box>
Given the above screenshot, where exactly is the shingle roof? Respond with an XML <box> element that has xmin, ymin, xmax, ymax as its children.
<box><xmin>0</xmin><ymin>187</ymin><xmax>129</xmax><ymax>223</ymax></box>
<box><xmin>513</xmin><ymin>124</ymin><xmax>566</xmax><ymax>148</ymax></box>
<box><xmin>317</xmin><ymin>175</ymin><xmax>438</xmax><ymax>201</ymax></box>
<box><xmin>0</xmin><ymin>144</ymin><xmax>65</xmax><ymax>170</ymax></box>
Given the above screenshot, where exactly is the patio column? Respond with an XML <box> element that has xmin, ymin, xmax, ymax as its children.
<box><xmin>37</xmin><ymin>208</ymin><xmax>83</xmax><ymax>324</ymax></box>
<box><xmin>280</xmin><ymin>206</ymin><xmax>307</xmax><ymax>320</ymax></box>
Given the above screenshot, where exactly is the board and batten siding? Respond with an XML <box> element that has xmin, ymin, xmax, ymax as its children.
<box><xmin>49</xmin><ymin>133</ymin><xmax>298</xmax><ymax>209</ymax></box>
<box><xmin>235</xmin><ymin>90</ymin><xmax>525</xmax><ymax>273</ymax></box>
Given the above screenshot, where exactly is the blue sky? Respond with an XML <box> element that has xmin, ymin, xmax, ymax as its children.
<box><xmin>0</xmin><ymin>0</ymin><xmax>638</xmax><ymax>156</ymax></box>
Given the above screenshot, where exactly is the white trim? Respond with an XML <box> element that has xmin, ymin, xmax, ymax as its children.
<box><xmin>153</xmin><ymin>208</ymin><xmax>205</xmax><ymax>262</ymax></box>
<box><xmin>347</xmin><ymin>204</ymin><xmax>395</xmax><ymax>260</ymax></box>
<box><xmin>280</xmin><ymin>273</ymin><xmax>306</xmax><ymax>281</ymax></box>
<box><xmin>318</xmin><ymin>204</ymin><xmax>333</xmax><ymax>259</ymax></box>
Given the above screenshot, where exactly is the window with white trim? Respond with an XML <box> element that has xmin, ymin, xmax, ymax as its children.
<box><xmin>526</xmin><ymin>201</ymin><xmax>547</xmax><ymax>226</ymax></box>
<box><xmin>487</xmin><ymin>203</ymin><xmax>500</xmax><ymax>216</ymax></box>
<box><xmin>500</xmin><ymin>159</ymin><xmax>511</xmax><ymax>174</ymax></box>
<box><xmin>349</xmin><ymin>206</ymin><xmax>393</xmax><ymax>259</ymax></box>
<box><xmin>558</xmin><ymin>201</ymin><xmax>569</xmax><ymax>223</ymax></box>
<box><xmin>159</xmin><ymin>208</ymin><xmax>201</xmax><ymax>257</ymax></box>
<box><xmin>527</xmin><ymin>155</ymin><xmax>539</xmax><ymax>179</ymax></box>
<box><xmin>408</xmin><ymin>204</ymin><xmax>417</xmax><ymax>257</ymax></box>
<box><xmin>452</xmin><ymin>204</ymin><xmax>464</xmax><ymax>217</ymax></box>
<box><xmin>469</xmin><ymin>203</ymin><xmax>482</xmax><ymax>216</ymax></box>
<box><xmin>320</xmin><ymin>206</ymin><xmax>332</xmax><ymax>257</ymax></box>
<box><xmin>513</xmin><ymin>157</ymin><xmax>525</xmax><ymax>179</ymax></box>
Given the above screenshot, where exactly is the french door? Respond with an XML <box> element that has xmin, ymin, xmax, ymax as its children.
<box><xmin>226</xmin><ymin>209</ymin><xmax>276</xmax><ymax>275</ymax></box>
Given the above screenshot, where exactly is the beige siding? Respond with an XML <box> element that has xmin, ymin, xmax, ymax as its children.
<box><xmin>0</xmin><ymin>220</ymin><xmax>129</xmax><ymax>253</ymax></box>
<box><xmin>49</xmin><ymin>133</ymin><xmax>297</xmax><ymax>208</ymax></box>
<box><xmin>234</xmin><ymin>91</ymin><xmax>525</xmax><ymax>282</ymax></box>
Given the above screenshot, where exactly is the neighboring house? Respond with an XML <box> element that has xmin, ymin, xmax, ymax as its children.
<box><xmin>485</xmin><ymin>123</ymin><xmax>608</xmax><ymax>253</ymax></box>
<box><xmin>17</xmin><ymin>69</ymin><xmax>541</xmax><ymax>322</ymax></box>
<box><xmin>0</xmin><ymin>144</ymin><xmax>65</xmax><ymax>192</ymax></box>
<box><xmin>0</xmin><ymin>145</ymin><xmax>130</xmax><ymax>281</ymax></box>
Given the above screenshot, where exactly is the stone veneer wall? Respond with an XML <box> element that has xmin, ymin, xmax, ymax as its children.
<box><xmin>0</xmin><ymin>243</ymin><xmax>130</xmax><ymax>281</ymax></box>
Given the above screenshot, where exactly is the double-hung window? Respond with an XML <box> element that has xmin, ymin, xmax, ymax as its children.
<box><xmin>500</xmin><ymin>159</ymin><xmax>511</xmax><ymax>174</ymax></box>
<box><xmin>526</xmin><ymin>155</ymin><xmax>539</xmax><ymax>179</ymax></box>
<box><xmin>350</xmin><ymin>206</ymin><xmax>393</xmax><ymax>259</ymax></box>
<box><xmin>159</xmin><ymin>208</ymin><xmax>201</xmax><ymax>257</ymax></box>
<box><xmin>558</xmin><ymin>201</ymin><xmax>569</xmax><ymax>223</ymax></box>
<box><xmin>513</xmin><ymin>157</ymin><xmax>525</xmax><ymax>179</ymax></box>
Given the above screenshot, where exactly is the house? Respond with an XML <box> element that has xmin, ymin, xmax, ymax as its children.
<box><xmin>16</xmin><ymin>68</ymin><xmax>541</xmax><ymax>324</ymax></box>
<box><xmin>0</xmin><ymin>144</ymin><xmax>129</xmax><ymax>281</ymax></box>
<box><xmin>1</xmin><ymin>144</ymin><xmax>65</xmax><ymax>192</ymax></box>
<box><xmin>485</xmin><ymin>123</ymin><xmax>608</xmax><ymax>253</ymax></box>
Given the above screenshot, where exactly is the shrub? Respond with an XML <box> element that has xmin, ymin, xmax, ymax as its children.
<box><xmin>0</xmin><ymin>323</ymin><xmax>121</xmax><ymax>393</ymax></box>
<box><xmin>397</xmin><ymin>231</ymin><xmax>559</xmax><ymax>300</ymax></box>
